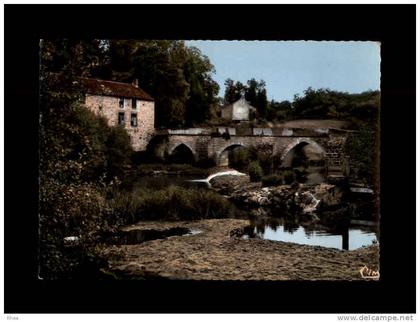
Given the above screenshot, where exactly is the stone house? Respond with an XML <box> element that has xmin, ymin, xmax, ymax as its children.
<box><xmin>80</xmin><ymin>77</ymin><xmax>155</xmax><ymax>151</ymax></box>
<box><xmin>221</xmin><ymin>96</ymin><xmax>256</xmax><ymax>122</ymax></box>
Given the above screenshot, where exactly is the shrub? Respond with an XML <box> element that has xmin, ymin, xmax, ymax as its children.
<box><xmin>251</xmin><ymin>144</ymin><xmax>273</xmax><ymax>175</ymax></box>
<box><xmin>39</xmin><ymin>73</ymin><xmax>133</xmax><ymax>279</ymax></box>
<box><xmin>344</xmin><ymin>124</ymin><xmax>377</xmax><ymax>184</ymax></box>
<box><xmin>106</xmin><ymin>185</ymin><xmax>240</xmax><ymax>223</ymax></box>
<box><xmin>229</xmin><ymin>147</ymin><xmax>250</xmax><ymax>170</ymax></box>
<box><xmin>39</xmin><ymin>178</ymin><xmax>109</xmax><ymax>279</ymax></box>
<box><xmin>248</xmin><ymin>161</ymin><xmax>263</xmax><ymax>182</ymax></box>
<box><xmin>261</xmin><ymin>174</ymin><xmax>284</xmax><ymax>187</ymax></box>
<box><xmin>229</xmin><ymin>144</ymin><xmax>273</xmax><ymax>174</ymax></box>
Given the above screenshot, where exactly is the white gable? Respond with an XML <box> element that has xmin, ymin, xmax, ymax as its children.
<box><xmin>232</xmin><ymin>97</ymin><xmax>252</xmax><ymax>121</ymax></box>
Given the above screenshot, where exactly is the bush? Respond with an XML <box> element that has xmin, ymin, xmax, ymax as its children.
<box><xmin>283</xmin><ymin>170</ymin><xmax>296</xmax><ymax>185</ymax></box>
<box><xmin>106</xmin><ymin>185</ymin><xmax>240</xmax><ymax>222</ymax></box>
<box><xmin>229</xmin><ymin>147</ymin><xmax>250</xmax><ymax>170</ymax></box>
<box><xmin>261</xmin><ymin>174</ymin><xmax>284</xmax><ymax>187</ymax></box>
<box><xmin>39</xmin><ymin>73</ymin><xmax>133</xmax><ymax>279</ymax></box>
<box><xmin>229</xmin><ymin>145</ymin><xmax>274</xmax><ymax>175</ymax></box>
<box><xmin>248</xmin><ymin>161</ymin><xmax>263</xmax><ymax>182</ymax></box>
<box><xmin>344</xmin><ymin>124</ymin><xmax>377</xmax><ymax>184</ymax></box>
<box><xmin>39</xmin><ymin>178</ymin><xmax>109</xmax><ymax>279</ymax></box>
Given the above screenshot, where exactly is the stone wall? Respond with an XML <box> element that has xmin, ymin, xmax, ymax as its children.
<box><xmin>85</xmin><ymin>94</ymin><xmax>155</xmax><ymax>151</ymax></box>
<box><xmin>324</xmin><ymin>135</ymin><xmax>348</xmax><ymax>169</ymax></box>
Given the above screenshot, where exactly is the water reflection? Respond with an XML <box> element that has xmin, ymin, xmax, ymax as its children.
<box><xmin>246</xmin><ymin>218</ymin><xmax>378</xmax><ymax>250</ymax></box>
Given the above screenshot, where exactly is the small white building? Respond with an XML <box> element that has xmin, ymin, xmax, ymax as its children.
<box><xmin>221</xmin><ymin>96</ymin><xmax>256</xmax><ymax>122</ymax></box>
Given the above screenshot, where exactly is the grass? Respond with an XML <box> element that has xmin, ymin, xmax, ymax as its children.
<box><xmin>106</xmin><ymin>185</ymin><xmax>241</xmax><ymax>224</ymax></box>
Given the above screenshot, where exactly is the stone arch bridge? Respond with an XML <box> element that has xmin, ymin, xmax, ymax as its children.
<box><xmin>151</xmin><ymin>126</ymin><xmax>353</xmax><ymax>173</ymax></box>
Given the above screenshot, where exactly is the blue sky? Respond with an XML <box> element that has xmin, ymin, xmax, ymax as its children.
<box><xmin>185</xmin><ymin>40</ymin><xmax>381</xmax><ymax>102</ymax></box>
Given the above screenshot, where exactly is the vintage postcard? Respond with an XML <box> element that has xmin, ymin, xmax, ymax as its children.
<box><xmin>39</xmin><ymin>39</ymin><xmax>380</xmax><ymax>281</ymax></box>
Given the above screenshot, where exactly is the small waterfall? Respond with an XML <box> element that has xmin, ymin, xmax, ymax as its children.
<box><xmin>206</xmin><ymin>170</ymin><xmax>247</xmax><ymax>182</ymax></box>
<box><xmin>188</xmin><ymin>170</ymin><xmax>247</xmax><ymax>187</ymax></box>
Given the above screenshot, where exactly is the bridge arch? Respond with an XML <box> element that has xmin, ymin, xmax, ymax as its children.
<box><xmin>279</xmin><ymin>138</ymin><xmax>326</xmax><ymax>168</ymax></box>
<box><xmin>215</xmin><ymin>143</ymin><xmax>248</xmax><ymax>166</ymax></box>
<box><xmin>168</xmin><ymin>142</ymin><xmax>197</xmax><ymax>164</ymax></box>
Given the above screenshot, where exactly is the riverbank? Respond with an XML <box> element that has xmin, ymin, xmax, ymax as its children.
<box><xmin>103</xmin><ymin>219</ymin><xmax>379</xmax><ymax>280</ymax></box>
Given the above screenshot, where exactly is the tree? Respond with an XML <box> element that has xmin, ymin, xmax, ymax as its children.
<box><xmin>255</xmin><ymin>81</ymin><xmax>268</xmax><ymax>119</ymax></box>
<box><xmin>290</xmin><ymin>87</ymin><xmax>380</xmax><ymax>122</ymax></box>
<box><xmin>39</xmin><ymin>43</ymin><xmax>134</xmax><ymax>278</ymax></box>
<box><xmin>245</xmin><ymin>78</ymin><xmax>258</xmax><ymax>106</ymax></box>
<box><xmin>177</xmin><ymin>44</ymin><xmax>220</xmax><ymax>126</ymax></box>
<box><xmin>224</xmin><ymin>78</ymin><xmax>245</xmax><ymax>104</ymax></box>
<box><xmin>225</xmin><ymin>78</ymin><xmax>268</xmax><ymax>119</ymax></box>
<box><xmin>40</xmin><ymin>39</ymin><xmax>111</xmax><ymax>79</ymax></box>
<box><xmin>106</xmin><ymin>40</ymin><xmax>219</xmax><ymax>128</ymax></box>
<box><xmin>267</xmin><ymin>100</ymin><xmax>292</xmax><ymax>121</ymax></box>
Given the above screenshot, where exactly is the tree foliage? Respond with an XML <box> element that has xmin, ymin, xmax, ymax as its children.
<box><xmin>224</xmin><ymin>78</ymin><xmax>246</xmax><ymax>104</ymax></box>
<box><xmin>41</xmin><ymin>39</ymin><xmax>220</xmax><ymax>128</ymax></box>
<box><xmin>344</xmin><ymin>124</ymin><xmax>377</xmax><ymax>185</ymax></box>
<box><xmin>224</xmin><ymin>78</ymin><xmax>269</xmax><ymax>120</ymax></box>
<box><xmin>290</xmin><ymin>87</ymin><xmax>380</xmax><ymax>123</ymax></box>
<box><xmin>39</xmin><ymin>40</ymin><xmax>133</xmax><ymax>278</ymax></box>
<box><xmin>106</xmin><ymin>40</ymin><xmax>219</xmax><ymax>127</ymax></box>
<box><xmin>267</xmin><ymin>100</ymin><xmax>292</xmax><ymax>121</ymax></box>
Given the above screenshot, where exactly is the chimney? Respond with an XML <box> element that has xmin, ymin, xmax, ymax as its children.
<box><xmin>132</xmin><ymin>79</ymin><xmax>139</xmax><ymax>88</ymax></box>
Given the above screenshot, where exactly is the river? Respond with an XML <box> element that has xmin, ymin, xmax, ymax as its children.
<box><xmin>129</xmin><ymin>172</ymin><xmax>378</xmax><ymax>251</ymax></box>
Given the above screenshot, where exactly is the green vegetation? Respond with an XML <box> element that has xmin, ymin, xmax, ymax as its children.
<box><xmin>248</xmin><ymin>162</ymin><xmax>263</xmax><ymax>182</ymax></box>
<box><xmin>222</xmin><ymin>82</ymin><xmax>379</xmax><ymax>126</ymax></box>
<box><xmin>41</xmin><ymin>39</ymin><xmax>220</xmax><ymax>128</ymax></box>
<box><xmin>106</xmin><ymin>185</ymin><xmax>240</xmax><ymax>223</ymax></box>
<box><xmin>344</xmin><ymin>124</ymin><xmax>377</xmax><ymax>184</ymax></box>
<box><xmin>39</xmin><ymin>70</ymin><xmax>134</xmax><ymax>278</ymax></box>
<box><xmin>229</xmin><ymin>147</ymin><xmax>250</xmax><ymax>170</ymax></box>
<box><xmin>290</xmin><ymin>87</ymin><xmax>379</xmax><ymax>123</ymax></box>
<box><xmin>224</xmin><ymin>78</ymin><xmax>268</xmax><ymax>119</ymax></box>
<box><xmin>229</xmin><ymin>144</ymin><xmax>273</xmax><ymax>175</ymax></box>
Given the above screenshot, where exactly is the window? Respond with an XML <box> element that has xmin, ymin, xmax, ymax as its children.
<box><xmin>118</xmin><ymin>112</ymin><xmax>125</xmax><ymax>125</ymax></box>
<box><xmin>132</xmin><ymin>98</ymin><xmax>137</xmax><ymax>109</ymax></box>
<box><xmin>131</xmin><ymin>113</ymin><xmax>138</xmax><ymax>127</ymax></box>
<box><xmin>119</xmin><ymin>97</ymin><xmax>124</xmax><ymax>109</ymax></box>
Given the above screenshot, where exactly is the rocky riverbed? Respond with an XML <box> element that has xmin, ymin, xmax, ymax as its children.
<box><xmin>103</xmin><ymin>219</ymin><xmax>379</xmax><ymax>280</ymax></box>
<box><xmin>211</xmin><ymin>174</ymin><xmax>346</xmax><ymax>220</ymax></box>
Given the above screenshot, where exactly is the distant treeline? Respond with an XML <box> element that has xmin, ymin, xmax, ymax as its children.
<box><xmin>223</xmin><ymin>79</ymin><xmax>379</xmax><ymax>125</ymax></box>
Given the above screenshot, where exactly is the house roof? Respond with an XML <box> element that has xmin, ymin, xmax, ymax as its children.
<box><xmin>78</xmin><ymin>77</ymin><xmax>154</xmax><ymax>101</ymax></box>
<box><xmin>46</xmin><ymin>73</ymin><xmax>153</xmax><ymax>101</ymax></box>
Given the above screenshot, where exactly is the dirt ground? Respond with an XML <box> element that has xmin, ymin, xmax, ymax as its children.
<box><xmin>104</xmin><ymin>219</ymin><xmax>379</xmax><ymax>281</ymax></box>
